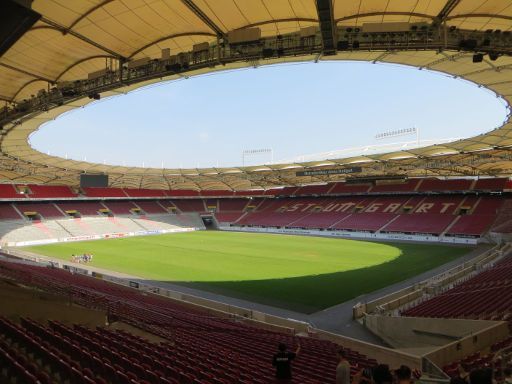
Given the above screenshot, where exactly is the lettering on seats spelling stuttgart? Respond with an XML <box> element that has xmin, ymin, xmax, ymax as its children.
<box><xmin>283</xmin><ymin>200</ymin><xmax>459</xmax><ymax>213</ymax></box>
<box><xmin>295</xmin><ymin>167</ymin><xmax>362</xmax><ymax>177</ymax></box>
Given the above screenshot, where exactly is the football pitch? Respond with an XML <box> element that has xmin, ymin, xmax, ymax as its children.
<box><xmin>25</xmin><ymin>231</ymin><xmax>469</xmax><ymax>313</ymax></box>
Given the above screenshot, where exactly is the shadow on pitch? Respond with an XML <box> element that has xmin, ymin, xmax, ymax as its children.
<box><xmin>139</xmin><ymin>243</ymin><xmax>467</xmax><ymax>314</ymax></box>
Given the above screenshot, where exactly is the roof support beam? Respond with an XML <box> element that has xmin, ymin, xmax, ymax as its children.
<box><xmin>129</xmin><ymin>32</ymin><xmax>216</xmax><ymax>59</ymax></box>
<box><xmin>437</xmin><ymin>0</ymin><xmax>462</xmax><ymax>21</ymax></box>
<box><xmin>315</xmin><ymin>0</ymin><xmax>336</xmax><ymax>55</ymax></box>
<box><xmin>422</xmin><ymin>51</ymin><xmax>467</xmax><ymax>69</ymax></box>
<box><xmin>180</xmin><ymin>0</ymin><xmax>226</xmax><ymax>39</ymax></box>
<box><xmin>10</xmin><ymin>79</ymin><xmax>48</xmax><ymax>102</ymax></box>
<box><xmin>68</xmin><ymin>0</ymin><xmax>115</xmax><ymax>30</ymax></box>
<box><xmin>40</xmin><ymin>17</ymin><xmax>126</xmax><ymax>60</ymax></box>
<box><xmin>336</xmin><ymin>12</ymin><xmax>435</xmax><ymax>24</ymax></box>
<box><xmin>0</xmin><ymin>62</ymin><xmax>53</xmax><ymax>83</ymax></box>
<box><xmin>446</xmin><ymin>13</ymin><xmax>512</xmax><ymax>22</ymax></box>
<box><xmin>54</xmin><ymin>55</ymin><xmax>116</xmax><ymax>81</ymax></box>
<box><xmin>236</xmin><ymin>18</ymin><xmax>318</xmax><ymax>31</ymax></box>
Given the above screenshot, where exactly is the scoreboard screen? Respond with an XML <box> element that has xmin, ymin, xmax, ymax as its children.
<box><xmin>80</xmin><ymin>174</ymin><xmax>108</xmax><ymax>188</ymax></box>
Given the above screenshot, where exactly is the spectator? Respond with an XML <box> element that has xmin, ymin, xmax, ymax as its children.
<box><xmin>395</xmin><ymin>365</ymin><xmax>412</xmax><ymax>384</ymax></box>
<box><xmin>504</xmin><ymin>368</ymin><xmax>512</xmax><ymax>384</ymax></box>
<box><xmin>336</xmin><ymin>349</ymin><xmax>351</xmax><ymax>384</ymax></box>
<box><xmin>373</xmin><ymin>364</ymin><xmax>393</xmax><ymax>384</ymax></box>
<box><xmin>272</xmin><ymin>342</ymin><xmax>300</xmax><ymax>382</ymax></box>
<box><xmin>450</xmin><ymin>376</ymin><xmax>468</xmax><ymax>384</ymax></box>
<box><xmin>469</xmin><ymin>368</ymin><xmax>493</xmax><ymax>384</ymax></box>
<box><xmin>353</xmin><ymin>367</ymin><xmax>373</xmax><ymax>384</ymax></box>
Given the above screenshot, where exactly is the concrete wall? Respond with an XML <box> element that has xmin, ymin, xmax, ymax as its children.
<box><xmin>366</xmin><ymin>286</ymin><xmax>423</xmax><ymax>313</ymax></box>
<box><xmin>424</xmin><ymin>321</ymin><xmax>510</xmax><ymax>368</ymax></box>
<box><xmin>365</xmin><ymin>315</ymin><xmax>503</xmax><ymax>349</ymax></box>
<box><xmin>314</xmin><ymin>329</ymin><xmax>422</xmax><ymax>370</ymax></box>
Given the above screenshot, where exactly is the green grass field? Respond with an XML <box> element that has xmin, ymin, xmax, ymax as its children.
<box><xmin>25</xmin><ymin>231</ymin><xmax>469</xmax><ymax>313</ymax></box>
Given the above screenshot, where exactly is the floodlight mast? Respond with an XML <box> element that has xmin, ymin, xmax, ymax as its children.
<box><xmin>375</xmin><ymin>127</ymin><xmax>419</xmax><ymax>145</ymax></box>
<box><xmin>242</xmin><ymin>148</ymin><xmax>273</xmax><ymax>166</ymax></box>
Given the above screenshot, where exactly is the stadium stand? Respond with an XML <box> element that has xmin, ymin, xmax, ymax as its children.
<box><xmin>102</xmin><ymin>201</ymin><xmax>138</xmax><ymax>215</ymax></box>
<box><xmin>402</xmin><ymin>255</ymin><xmax>512</xmax><ymax>320</ymax></box>
<box><xmin>26</xmin><ymin>185</ymin><xmax>76</xmax><ymax>198</ymax></box>
<box><xmin>200</xmin><ymin>190</ymin><xmax>234</xmax><ymax>197</ymax></box>
<box><xmin>416</xmin><ymin>179</ymin><xmax>474</xmax><ymax>192</ymax></box>
<box><xmin>0</xmin><ymin>189</ymin><xmax>505</xmax><ymax>239</ymax></box>
<box><xmin>133</xmin><ymin>200</ymin><xmax>169</xmax><ymax>214</ymax></box>
<box><xmin>218</xmin><ymin>198</ymin><xmax>250</xmax><ymax>211</ymax></box>
<box><xmin>0</xmin><ymin>260</ymin><xmax>378</xmax><ymax>384</ymax></box>
<box><xmin>328</xmin><ymin>183</ymin><xmax>371</xmax><ymax>195</ymax></box>
<box><xmin>138</xmin><ymin>213</ymin><xmax>205</xmax><ymax>230</ymax></box>
<box><xmin>295</xmin><ymin>184</ymin><xmax>332</xmax><ymax>196</ymax></box>
<box><xmin>236</xmin><ymin>211</ymin><xmax>304</xmax><ymax>227</ymax></box>
<box><xmin>15</xmin><ymin>203</ymin><xmax>65</xmax><ymax>219</ymax></box>
<box><xmin>490</xmin><ymin>199</ymin><xmax>512</xmax><ymax>233</ymax></box>
<box><xmin>83</xmin><ymin>187</ymin><xmax>127</xmax><ymax>198</ymax></box>
<box><xmin>381</xmin><ymin>214</ymin><xmax>455</xmax><ymax>235</ymax></box>
<box><xmin>331</xmin><ymin>213</ymin><xmax>397</xmax><ymax>232</ymax></box>
<box><xmin>0</xmin><ymin>185</ymin><xmax>25</xmax><ymax>199</ymax></box>
<box><xmin>442</xmin><ymin>336</ymin><xmax>512</xmax><ymax>378</ymax></box>
<box><xmin>172</xmin><ymin>199</ymin><xmax>207</xmax><ymax>213</ymax></box>
<box><xmin>274</xmin><ymin>186</ymin><xmax>301</xmax><ymax>196</ymax></box>
<box><xmin>0</xmin><ymin>214</ymin><xmax>205</xmax><ymax>246</ymax></box>
<box><xmin>289</xmin><ymin>212</ymin><xmax>352</xmax><ymax>229</ymax></box>
<box><xmin>123</xmin><ymin>188</ymin><xmax>167</xmax><ymax>197</ymax></box>
<box><xmin>0</xmin><ymin>204</ymin><xmax>23</xmax><ymax>220</ymax></box>
<box><xmin>370</xmin><ymin>180</ymin><xmax>421</xmax><ymax>193</ymax></box>
<box><xmin>166</xmin><ymin>190</ymin><xmax>200</xmax><ymax>197</ymax></box>
<box><xmin>214</xmin><ymin>212</ymin><xmax>247</xmax><ymax>224</ymax></box>
<box><xmin>445</xmin><ymin>215</ymin><xmax>497</xmax><ymax>237</ymax></box>
<box><xmin>234</xmin><ymin>190</ymin><xmax>265</xmax><ymax>196</ymax></box>
<box><xmin>473</xmin><ymin>178</ymin><xmax>510</xmax><ymax>191</ymax></box>
<box><xmin>4</xmin><ymin>178</ymin><xmax>505</xmax><ymax>203</ymax></box>
<box><xmin>56</xmin><ymin>218</ymin><xmax>97</xmax><ymax>236</ymax></box>
<box><xmin>56</xmin><ymin>202</ymin><xmax>106</xmax><ymax>217</ymax></box>
<box><xmin>0</xmin><ymin>179</ymin><xmax>509</xmax><ymax>245</ymax></box>
<box><xmin>230</xmin><ymin>195</ymin><xmax>472</xmax><ymax>234</ymax></box>
<box><xmin>132</xmin><ymin>216</ymin><xmax>180</xmax><ymax>231</ymax></box>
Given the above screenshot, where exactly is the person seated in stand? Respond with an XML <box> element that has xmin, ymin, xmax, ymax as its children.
<box><xmin>372</xmin><ymin>364</ymin><xmax>393</xmax><ymax>384</ymax></box>
<box><xmin>336</xmin><ymin>349</ymin><xmax>351</xmax><ymax>384</ymax></box>
<box><xmin>503</xmin><ymin>368</ymin><xmax>512</xmax><ymax>384</ymax></box>
<box><xmin>395</xmin><ymin>365</ymin><xmax>413</xmax><ymax>384</ymax></box>
<box><xmin>272</xmin><ymin>342</ymin><xmax>300</xmax><ymax>382</ymax></box>
<box><xmin>469</xmin><ymin>368</ymin><xmax>493</xmax><ymax>384</ymax></box>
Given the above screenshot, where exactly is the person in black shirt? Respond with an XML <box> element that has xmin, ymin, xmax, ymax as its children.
<box><xmin>272</xmin><ymin>342</ymin><xmax>301</xmax><ymax>382</ymax></box>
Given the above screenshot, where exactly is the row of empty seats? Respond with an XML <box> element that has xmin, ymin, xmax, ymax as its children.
<box><xmin>229</xmin><ymin>195</ymin><xmax>505</xmax><ymax>237</ymax></box>
<box><xmin>0</xmin><ymin>193</ymin><xmax>507</xmax><ymax>237</ymax></box>
<box><xmin>0</xmin><ymin>215</ymin><xmax>205</xmax><ymax>245</ymax></box>
<box><xmin>443</xmin><ymin>336</ymin><xmax>512</xmax><ymax>378</ymax></box>
<box><xmin>402</xmin><ymin>256</ymin><xmax>512</xmax><ymax>320</ymax></box>
<box><xmin>0</xmin><ymin>178</ymin><xmax>509</xmax><ymax>200</ymax></box>
<box><xmin>0</xmin><ymin>260</ymin><xmax>379</xmax><ymax>384</ymax></box>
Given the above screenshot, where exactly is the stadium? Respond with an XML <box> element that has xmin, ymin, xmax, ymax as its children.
<box><xmin>1</xmin><ymin>0</ymin><xmax>512</xmax><ymax>383</ymax></box>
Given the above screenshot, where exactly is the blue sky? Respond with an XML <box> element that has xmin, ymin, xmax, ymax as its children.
<box><xmin>30</xmin><ymin>61</ymin><xmax>508</xmax><ymax>168</ymax></box>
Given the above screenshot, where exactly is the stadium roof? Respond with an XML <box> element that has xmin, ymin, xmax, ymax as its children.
<box><xmin>1</xmin><ymin>0</ymin><xmax>512</xmax><ymax>190</ymax></box>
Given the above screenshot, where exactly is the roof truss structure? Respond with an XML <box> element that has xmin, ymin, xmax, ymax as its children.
<box><xmin>1</xmin><ymin>0</ymin><xmax>512</xmax><ymax>190</ymax></box>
